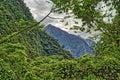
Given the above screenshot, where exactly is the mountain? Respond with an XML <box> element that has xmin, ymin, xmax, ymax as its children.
<box><xmin>0</xmin><ymin>1</ymin><xmax>119</xmax><ymax>80</ymax></box>
<box><xmin>0</xmin><ymin>0</ymin><xmax>72</xmax><ymax>59</ymax></box>
<box><xmin>44</xmin><ymin>24</ymin><xmax>93</xmax><ymax>57</ymax></box>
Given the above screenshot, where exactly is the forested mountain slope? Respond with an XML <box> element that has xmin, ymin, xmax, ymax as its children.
<box><xmin>45</xmin><ymin>24</ymin><xmax>93</xmax><ymax>57</ymax></box>
<box><xmin>0</xmin><ymin>0</ymin><xmax>71</xmax><ymax>58</ymax></box>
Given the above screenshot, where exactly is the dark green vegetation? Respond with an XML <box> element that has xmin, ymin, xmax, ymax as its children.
<box><xmin>0</xmin><ymin>0</ymin><xmax>120</xmax><ymax>80</ymax></box>
<box><xmin>0</xmin><ymin>0</ymin><xmax>71</xmax><ymax>58</ymax></box>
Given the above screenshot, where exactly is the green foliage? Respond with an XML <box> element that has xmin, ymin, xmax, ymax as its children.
<box><xmin>0</xmin><ymin>42</ymin><xmax>120</xmax><ymax>79</ymax></box>
<box><xmin>51</xmin><ymin>0</ymin><xmax>120</xmax><ymax>52</ymax></box>
<box><xmin>26</xmin><ymin>54</ymin><xmax>120</xmax><ymax>80</ymax></box>
<box><xmin>0</xmin><ymin>43</ymin><xmax>28</xmax><ymax>79</ymax></box>
<box><xmin>0</xmin><ymin>0</ymin><xmax>33</xmax><ymax>38</ymax></box>
<box><xmin>0</xmin><ymin>58</ymin><xmax>16</xmax><ymax>80</ymax></box>
<box><xmin>1</xmin><ymin>43</ymin><xmax>26</xmax><ymax>53</ymax></box>
<box><xmin>0</xmin><ymin>0</ymin><xmax>120</xmax><ymax>80</ymax></box>
<box><xmin>0</xmin><ymin>0</ymin><xmax>72</xmax><ymax>59</ymax></box>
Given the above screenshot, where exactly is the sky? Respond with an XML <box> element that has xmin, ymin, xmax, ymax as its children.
<box><xmin>24</xmin><ymin>0</ymin><xmax>68</xmax><ymax>27</ymax></box>
<box><xmin>24</xmin><ymin>0</ymin><xmax>115</xmax><ymax>39</ymax></box>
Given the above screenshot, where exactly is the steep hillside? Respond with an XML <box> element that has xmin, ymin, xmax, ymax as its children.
<box><xmin>0</xmin><ymin>0</ymin><xmax>72</xmax><ymax>58</ymax></box>
<box><xmin>0</xmin><ymin>0</ymin><xmax>33</xmax><ymax>37</ymax></box>
<box><xmin>45</xmin><ymin>24</ymin><xmax>93</xmax><ymax>57</ymax></box>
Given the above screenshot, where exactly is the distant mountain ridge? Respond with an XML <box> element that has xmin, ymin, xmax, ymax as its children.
<box><xmin>44</xmin><ymin>24</ymin><xmax>93</xmax><ymax>57</ymax></box>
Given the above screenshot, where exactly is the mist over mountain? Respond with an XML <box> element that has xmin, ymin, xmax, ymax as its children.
<box><xmin>44</xmin><ymin>24</ymin><xmax>93</xmax><ymax>57</ymax></box>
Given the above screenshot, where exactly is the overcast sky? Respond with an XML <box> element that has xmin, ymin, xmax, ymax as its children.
<box><xmin>24</xmin><ymin>0</ymin><xmax>115</xmax><ymax>38</ymax></box>
<box><xmin>24</xmin><ymin>0</ymin><xmax>66</xmax><ymax>27</ymax></box>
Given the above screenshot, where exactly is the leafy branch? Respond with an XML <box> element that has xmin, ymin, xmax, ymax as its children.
<box><xmin>0</xmin><ymin>5</ymin><xmax>54</xmax><ymax>44</ymax></box>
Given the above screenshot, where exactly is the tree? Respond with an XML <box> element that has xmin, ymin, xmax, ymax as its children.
<box><xmin>48</xmin><ymin>1</ymin><xmax>120</xmax><ymax>79</ymax></box>
<box><xmin>50</xmin><ymin>0</ymin><xmax>120</xmax><ymax>54</ymax></box>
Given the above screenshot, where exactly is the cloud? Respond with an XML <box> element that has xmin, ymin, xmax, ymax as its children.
<box><xmin>24</xmin><ymin>0</ymin><xmax>51</xmax><ymax>20</ymax></box>
<box><xmin>24</xmin><ymin>0</ymin><xmax>62</xmax><ymax>25</ymax></box>
<box><xmin>24</xmin><ymin>0</ymin><xmax>78</xmax><ymax>26</ymax></box>
<box><xmin>24</xmin><ymin>0</ymin><xmax>100</xmax><ymax>38</ymax></box>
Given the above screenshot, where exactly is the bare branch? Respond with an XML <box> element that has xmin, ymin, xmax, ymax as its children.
<box><xmin>48</xmin><ymin>16</ymin><xmax>64</xmax><ymax>19</ymax></box>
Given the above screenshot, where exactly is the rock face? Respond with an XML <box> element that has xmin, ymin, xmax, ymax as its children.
<box><xmin>44</xmin><ymin>24</ymin><xmax>93</xmax><ymax>57</ymax></box>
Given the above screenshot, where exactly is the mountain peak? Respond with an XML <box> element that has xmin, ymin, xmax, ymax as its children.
<box><xmin>45</xmin><ymin>24</ymin><xmax>93</xmax><ymax>57</ymax></box>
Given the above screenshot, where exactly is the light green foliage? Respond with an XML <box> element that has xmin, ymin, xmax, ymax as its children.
<box><xmin>0</xmin><ymin>0</ymin><xmax>120</xmax><ymax>80</ymax></box>
<box><xmin>0</xmin><ymin>58</ymin><xmax>16</xmax><ymax>80</ymax></box>
<box><xmin>0</xmin><ymin>43</ymin><xmax>27</xmax><ymax>80</ymax></box>
<box><xmin>0</xmin><ymin>42</ymin><xmax>120</xmax><ymax>79</ymax></box>
<box><xmin>27</xmin><ymin>54</ymin><xmax>120</xmax><ymax>80</ymax></box>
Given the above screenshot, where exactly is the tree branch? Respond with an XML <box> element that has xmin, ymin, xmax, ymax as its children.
<box><xmin>48</xmin><ymin>16</ymin><xmax>64</xmax><ymax>19</ymax></box>
<box><xmin>0</xmin><ymin>5</ymin><xmax>54</xmax><ymax>44</ymax></box>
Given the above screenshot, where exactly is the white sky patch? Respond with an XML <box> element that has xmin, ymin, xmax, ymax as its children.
<box><xmin>96</xmin><ymin>1</ymin><xmax>116</xmax><ymax>23</ymax></box>
<box><xmin>24</xmin><ymin>0</ymin><xmax>64</xmax><ymax>26</ymax></box>
<box><xmin>24</xmin><ymin>0</ymin><xmax>116</xmax><ymax>39</ymax></box>
<box><xmin>24</xmin><ymin>0</ymin><xmax>81</xmax><ymax>31</ymax></box>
